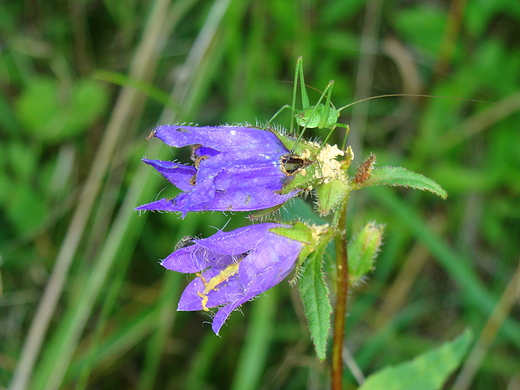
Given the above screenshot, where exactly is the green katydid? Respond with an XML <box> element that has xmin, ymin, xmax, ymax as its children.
<box><xmin>265</xmin><ymin>56</ymin><xmax>492</xmax><ymax>149</ymax></box>
<box><xmin>265</xmin><ymin>56</ymin><xmax>349</xmax><ymax>146</ymax></box>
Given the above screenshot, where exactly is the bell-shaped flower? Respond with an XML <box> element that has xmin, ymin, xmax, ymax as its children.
<box><xmin>162</xmin><ymin>223</ymin><xmax>304</xmax><ymax>334</ymax></box>
<box><xmin>135</xmin><ymin>125</ymin><xmax>300</xmax><ymax>217</ymax></box>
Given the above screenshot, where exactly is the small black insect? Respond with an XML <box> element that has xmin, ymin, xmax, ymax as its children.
<box><xmin>174</xmin><ymin>235</ymin><xmax>197</xmax><ymax>251</ymax></box>
<box><xmin>280</xmin><ymin>153</ymin><xmax>313</xmax><ymax>176</ymax></box>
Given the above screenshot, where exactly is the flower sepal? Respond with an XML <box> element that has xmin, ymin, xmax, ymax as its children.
<box><xmin>270</xmin><ymin>222</ymin><xmax>334</xmax><ymax>266</ymax></box>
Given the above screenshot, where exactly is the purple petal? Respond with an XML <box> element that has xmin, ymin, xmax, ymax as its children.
<box><xmin>134</xmin><ymin>196</ymin><xmax>187</xmax><ymax>212</ymax></box>
<box><xmin>138</xmin><ymin>181</ymin><xmax>297</xmax><ymax>215</ymax></box>
<box><xmin>213</xmin><ymin>163</ymin><xmax>287</xmax><ymax>192</ymax></box>
<box><xmin>153</xmin><ymin>125</ymin><xmax>288</xmax><ymax>157</ymax></box>
<box><xmin>211</xmin><ymin>295</ymin><xmax>251</xmax><ymax>335</ymax></box>
<box><xmin>161</xmin><ymin>244</ymin><xmax>235</xmax><ymax>273</ymax></box>
<box><xmin>177</xmin><ymin>277</ymin><xmax>206</xmax><ymax>311</ymax></box>
<box><xmin>239</xmin><ymin>238</ymin><xmax>301</xmax><ymax>292</ymax></box>
<box><xmin>195</xmin><ymin>224</ymin><xmax>280</xmax><ymax>255</ymax></box>
<box><xmin>142</xmin><ymin>159</ymin><xmax>195</xmax><ymax>191</ymax></box>
<box><xmin>180</xmin><ymin>186</ymin><xmax>296</xmax><ymax>213</ymax></box>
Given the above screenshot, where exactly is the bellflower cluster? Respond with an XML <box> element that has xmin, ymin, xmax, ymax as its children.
<box><xmin>136</xmin><ymin>125</ymin><xmax>300</xmax><ymax>217</ymax></box>
<box><xmin>137</xmin><ymin>124</ymin><xmax>322</xmax><ymax>333</ymax></box>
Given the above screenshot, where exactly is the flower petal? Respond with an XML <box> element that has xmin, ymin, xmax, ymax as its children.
<box><xmin>153</xmin><ymin>125</ymin><xmax>288</xmax><ymax>158</ymax></box>
<box><xmin>142</xmin><ymin>159</ymin><xmax>195</xmax><ymax>191</ymax></box>
<box><xmin>161</xmin><ymin>244</ymin><xmax>235</xmax><ymax>273</ymax></box>
<box><xmin>239</xmin><ymin>239</ymin><xmax>301</xmax><ymax>292</ymax></box>
<box><xmin>195</xmin><ymin>224</ymin><xmax>279</xmax><ymax>255</ymax></box>
<box><xmin>211</xmin><ymin>295</ymin><xmax>251</xmax><ymax>335</ymax></box>
<box><xmin>134</xmin><ymin>197</ymin><xmax>186</xmax><ymax>212</ymax></box>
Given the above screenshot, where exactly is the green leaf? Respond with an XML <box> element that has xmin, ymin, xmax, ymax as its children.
<box><xmin>7</xmin><ymin>181</ymin><xmax>47</xmax><ymax>234</ymax></box>
<box><xmin>356</xmin><ymin>166</ymin><xmax>448</xmax><ymax>199</ymax></box>
<box><xmin>16</xmin><ymin>78</ymin><xmax>109</xmax><ymax>142</ymax></box>
<box><xmin>393</xmin><ymin>6</ymin><xmax>447</xmax><ymax>56</ymax></box>
<box><xmin>16</xmin><ymin>78</ymin><xmax>59</xmax><ymax>135</ymax></box>
<box><xmin>64</xmin><ymin>79</ymin><xmax>109</xmax><ymax>137</ymax></box>
<box><xmin>359</xmin><ymin>329</ymin><xmax>473</xmax><ymax>390</ymax></box>
<box><xmin>299</xmin><ymin>248</ymin><xmax>332</xmax><ymax>361</ymax></box>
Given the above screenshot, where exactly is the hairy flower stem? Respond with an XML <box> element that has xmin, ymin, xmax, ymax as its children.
<box><xmin>332</xmin><ymin>200</ymin><xmax>349</xmax><ymax>390</ymax></box>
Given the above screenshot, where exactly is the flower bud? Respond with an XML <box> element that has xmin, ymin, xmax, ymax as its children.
<box><xmin>348</xmin><ymin>222</ymin><xmax>384</xmax><ymax>284</ymax></box>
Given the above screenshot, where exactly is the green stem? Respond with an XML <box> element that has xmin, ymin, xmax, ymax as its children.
<box><xmin>332</xmin><ymin>200</ymin><xmax>349</xmax><ymax>390</ymax></box>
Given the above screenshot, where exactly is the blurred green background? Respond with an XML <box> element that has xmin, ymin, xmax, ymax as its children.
<box><xmin>1</xmin><ymin>0</ymin><xmax>519</xmax><ymax>389</ymax></box>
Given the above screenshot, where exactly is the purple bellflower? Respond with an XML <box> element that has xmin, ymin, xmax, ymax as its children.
<box><xmin>162</xmin><ymin>223</ymin><xmax>303</xmax><ymax>334</ymax></box>
<box><xmin>135</xmin><ymin>125</ymin><xmax>300</xmax><ymax>216</ymax></box>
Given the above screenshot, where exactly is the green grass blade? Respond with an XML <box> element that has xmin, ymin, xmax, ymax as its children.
<box><xmin>230</xmin><ymin>290</ymin><xmax>278</xmax><ymax>390</ymax></box>
<box><xmin>370</xmin><ymin>187</ymin><xmax>520</xmax><ymax>348</ymax></box>
<box><xmin>93</xmin><ymin>70</ymin><xmax>176</xmax><ymax>110</ymax></box>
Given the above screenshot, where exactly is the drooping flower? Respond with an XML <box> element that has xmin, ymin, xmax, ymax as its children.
<box><xmin>135</xmin><ymin>125</ymin><xmax>301</xmax><ymax>216</ymax></box>
<box><xmin>162</xmin><ymin>223</ymin><xmax>304</xmax><ymax>334</ymax></box>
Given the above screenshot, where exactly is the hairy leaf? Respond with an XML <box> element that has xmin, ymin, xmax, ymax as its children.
<box><xmin>356</xmin><ymin>166</ymin><xmax>448</xmax><ymax>199</ymax></box>
<box><xmin>299</xmin><ymin>248</ymin><xmax>332</xmax><ymax>361</ymax></box>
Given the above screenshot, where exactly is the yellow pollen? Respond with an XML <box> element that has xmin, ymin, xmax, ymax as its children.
<box><xmin>196</xmin><ymin>261</ymin><xmax>241</xmax><ymax>311</ymax></box>
<box><xmin>317</xmin><ymin>144</ymin><xmax>345</xmax><ymax>182</ymax></box>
